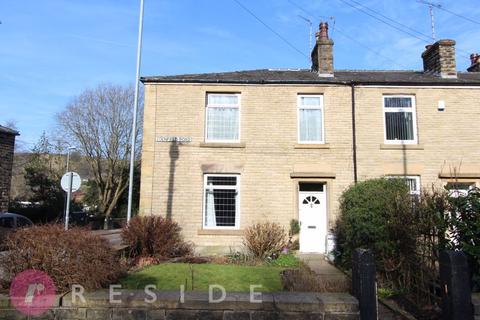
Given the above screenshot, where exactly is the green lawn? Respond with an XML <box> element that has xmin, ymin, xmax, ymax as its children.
<box><xmin>120</xmin><ymin>263</ymin><xmax>286</xmax><ymax>292</ymax></box>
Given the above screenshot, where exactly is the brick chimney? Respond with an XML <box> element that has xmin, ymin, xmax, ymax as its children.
<box><xmin>311</xmin><ymin>22</ymin><xmax>334</xmax><ymax>77</ymax></box>
<box><xmin>467</xmin><ymin>53</ymin><xmax>480</xmax><ymax>72</ymax></box>
<box><xmin>421</xmin><ymin>39</ymin><xmax>457</xmax><ymax>78</ymax></box>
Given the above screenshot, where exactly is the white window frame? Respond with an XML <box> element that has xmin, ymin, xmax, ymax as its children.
<box><xmin>386</xmin><ymin>175</ymin><xmax>421</xmax><ymax>196</ymax></box>
<box><xmin>202</xmin><ymin>174</ymin><xmax>241</xmax><ymax>230</ymax></box>
<box><xmin>383</xmin><ymin>95</ymin><xmax>418</xmax><ymax>145</ymax></box>
<box><xmin>445</xmin><ymin>181</ymin><xmax>477</xmax><ymax>198</ymax></box>
<box><xmin>405</xmin><ymin>176</ymin><xmax>421</xmax><ymax>196</ymax></box>
<box><xmin>297</xmin><ymin>94</ymin><xmax>325</xmax><ymax>144</ymax></box>
<box><xmin>205</xmin><ymin>93</ymin><xmax>241</xmax><ymax>143</ymax></box>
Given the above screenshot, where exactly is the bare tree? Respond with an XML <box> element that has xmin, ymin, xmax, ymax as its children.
<box><xmin>56</xmin><ymin>84</ymin><xmax>142</xmax><ymax>228</ymax></box>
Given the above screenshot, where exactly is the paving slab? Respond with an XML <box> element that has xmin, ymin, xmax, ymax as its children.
<box><xmin>297</xmin><ymin>254</ymin><xmax>349</xmax><ymax>293</ymax></box>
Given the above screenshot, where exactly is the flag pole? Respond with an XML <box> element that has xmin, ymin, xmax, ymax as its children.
<box><xmin>127</xmin><ymin>0</ymin><xmax>145</xmax><ymax>223</ymax></box>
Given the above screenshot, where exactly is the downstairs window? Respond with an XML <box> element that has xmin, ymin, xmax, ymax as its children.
<box><xmin>386</xmin><ymin>175</ymin><xmax>421</xmax><ymax>196</ymax></box>
<box><xmin>203</xmin><ymin>174</ymin><xmax>240</xmax><ymax>229</ymax></box>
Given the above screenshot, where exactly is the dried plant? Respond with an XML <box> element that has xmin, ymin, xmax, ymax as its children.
<box><xmin>2</xmin><ymin>224</ymin><xmax>124</xmax><ymax>290</ymax></box>
<box><xmin>122</xmin><ymin>215</ymin><xmax>193</xmax><ymax>260</ymax></box>
<box><xmin>243</xmin><ymin>222</ymin><xmax>288</xmax><ymax>260</ymax></box>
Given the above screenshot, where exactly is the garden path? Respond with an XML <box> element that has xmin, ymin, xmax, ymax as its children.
<box><xmin>297</xmin><ymin>253</ymin><xmax>346</xmax><ymax>284</ymax></box>
<box><xmin>298</xmin><ymin>254</ymin><xmax>405</xmax><ymax>319</ymax></box>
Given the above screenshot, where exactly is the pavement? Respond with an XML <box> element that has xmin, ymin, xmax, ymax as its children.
<box><xmin>90</xmin><ymin>229</ymin><xmax>127</xmax><ymax>251</ymax></box>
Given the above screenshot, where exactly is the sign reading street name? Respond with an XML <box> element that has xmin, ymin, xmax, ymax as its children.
<box><xmin>156</xmin><ymin>136</ymin><xmax>192</xmax><ymax>143</ymax></box>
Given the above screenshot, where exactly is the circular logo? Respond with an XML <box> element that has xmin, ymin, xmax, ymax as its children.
<box><xmin>9</xmin><ymin>270</ymin><xmax>56</xmax><ymax>316</ymax></box>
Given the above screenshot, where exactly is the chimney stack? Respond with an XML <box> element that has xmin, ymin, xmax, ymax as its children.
<box><xmin>467</xmin><ymin>53</ymin><xmax>480</xmax><ymax>72</ymax></box>
<box><xmin>421</xmin><ymin>39</ymin><xmax>457</xmax><ymax>78</ymax></box>
<box><xmin>311</xmin><ymin>22</ymin><xmax>334</xmax><ymax>77</ymax></box>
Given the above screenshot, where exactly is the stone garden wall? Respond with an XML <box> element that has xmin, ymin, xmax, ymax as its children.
<box><xmin>0</xmin><ymin>290</ymin><xmax>359</xmax><ymax>319</ymax></box>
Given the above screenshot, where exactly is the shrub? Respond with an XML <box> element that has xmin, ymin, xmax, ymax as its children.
<box><xmin>122</xmin><ymin>215</ymin><xmax>193</xmax><ymax>259</ymax></box>
<box><xmin>333</xmin><ymin>178</ymin><xmax>480</xmax><ymax>313</ymax></box>
<box><xmin>2</xmin><ymin>224</ymin><xmax>123</xmax><ymax>290</ymax></box>
<box><xmin>288</xmin><ymin>219</ymin><xmax>300</xmax><ymax>250</ymax></box>
<box><xmin>446</xmin><ymin>187</ymin><xmax>480</xmax><ymax>288</ymax></box>
<box><xmin>289</xmin><ymin>219</ymin><xmax>300</xmax><ymax>237</ymax></box>
<box><xmin>243</xmin><ymin>222</ymin><xmax>287</xmax><ymax>260</ymax></box>
<box><xmin>333</xmin><ymin>178</ymin><xmax>416</xmax><ymax>284</ymax></box>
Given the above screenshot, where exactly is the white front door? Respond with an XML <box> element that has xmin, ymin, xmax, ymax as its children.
<box><xmin>299</xmin><ymin>191</ymin><xmax>327</xmax><ymax>253</ymax></box>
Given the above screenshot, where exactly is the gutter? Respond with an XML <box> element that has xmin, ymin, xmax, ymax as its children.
<box><xmin>351</xmin><ymin>83</ymin><xmax>358</xmax><ymax>184</ymax></box>
<box><xmin>141</xmin><ymin>78</ymin><xmax>353</xmax><ymax>85</ymax></box>
<box><xmin>140</xmin><ymin>78</ymin><xmax>480</xmax><ymax>87</ymax></box>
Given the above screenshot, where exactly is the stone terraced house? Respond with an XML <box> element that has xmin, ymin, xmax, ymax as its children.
<box><xmin>0</xmin><ymin>125</ymin><xmax>19</xmax><ymax>213</ymax></box>
<box><xmin>139</xmin><ymin>22</ymin><xmax>480</xmax><ymax>254</ymax></box>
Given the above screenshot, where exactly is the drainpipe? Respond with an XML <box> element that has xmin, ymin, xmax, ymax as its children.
<box><xmin>351</xmin><ymin>83</ymin><xmax>358</xmax><ymax>183</ymax></box>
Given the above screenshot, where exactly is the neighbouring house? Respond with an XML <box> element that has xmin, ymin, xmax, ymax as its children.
<box><xmin>0</xmin><ymin>125</ymin><xmax>19</xmax><ymax>212</ymax></box>
<box><xmin>139</xmin><ymin>22</ymin><xmax>480</xmax><ymax>254</ymax></box>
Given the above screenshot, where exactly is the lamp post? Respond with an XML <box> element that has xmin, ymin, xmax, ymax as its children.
<box><xmin>127</xmin><ymin>0</ymin><xmax>145</xmax><ymax>223</ymax></box>
<box><xmin>65</xmin><ymin>146</ymin><xmax>76</xmax><ymax>173</ymax></box>
<box><xmin>64</xmin><ymin>146</ymin><xmax>76</xmax><ymax>230</ymax></box>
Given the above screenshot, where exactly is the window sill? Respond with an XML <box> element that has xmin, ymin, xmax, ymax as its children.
<box><xmin>380</xmin><ymin>144</ymin><xmax>424</xmax><ymax>150</ymax></box>
<box><xmin>200</xmin><ymin>142</ymin><xmax>246</xmax><ymax>148</ymax></box>
<box><xmin>197</xmin><ymin>229</ymin><xmax>244</xmax><ymax>236</ymax></box>
<box><xmin>294</xmin><ymin>143</ymin><xmax>330</xmax><ymax>149</ymax></box>
<box><xmin>439</xmin><ymin>173</ymin><xmax>480</xmax><ymax>179</ymax></box>
<box><xmin>290</xmin><ymin>172</ymin><xmax>336</xmax><ymax>179</ymax></box>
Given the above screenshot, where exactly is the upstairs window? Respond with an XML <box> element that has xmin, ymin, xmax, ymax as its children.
<box><xmin>383</xmin><ymin>96</ymin><xmax>417</xmax><ymax>144</ymax></box>
<box><xmin>205</xmin><ymin>93</ymin><xmax>240</xmax><ymax>142</ymax></box>
<box><xmin>298</xmin><ymin>95</ymin><xmax>324</xmax><ymax>143</ymax></box>
<box><xmin>203</xmin><ymin>174</ymin><xmax>240</xmax><ymax>229</ymax></box>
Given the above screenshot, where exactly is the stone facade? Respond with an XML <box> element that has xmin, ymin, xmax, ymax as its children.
<box><xmin>139</xmin><ymin>81</ymin><xmax>480</xmax><ymax>253</ymax></box>
<box><xmin>139</xmin><ymin>30</ymin><xmax>480</xmax><ymax>253</ymax></box>
<box><xmin>0</xmin><ymin>127</ymin><xmax>18</xmax><ymax>212</ymax></box>
<box><xmin>0</xmin><ymin>290</ymin><xmax>359</xmax><ymax>319</ymax></box>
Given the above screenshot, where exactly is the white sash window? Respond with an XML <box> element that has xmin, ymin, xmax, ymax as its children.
<box><xmin>298</xmin><ymin>95</ymin><xmax>324</xmax><ymax>143</ymax></box>
<box><xmin>205</xmin><ymin>94</ymin><xmax>240</xmax><ymax>142</ymax></box>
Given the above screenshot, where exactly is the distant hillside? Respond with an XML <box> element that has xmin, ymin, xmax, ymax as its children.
<box><xmin>10</xmin><ymin>152</ymin><xmax>93</xmax><ymax>201</ymax></box>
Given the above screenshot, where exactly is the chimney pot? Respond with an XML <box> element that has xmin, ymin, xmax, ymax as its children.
<box><xmin>421</xmin><ymin>39</ymin><xmax>457</xmax><ymax>78</ymax></box>
<box><xmin>467</xmin><ymin>52</ymin><xmax>480</xmax><ymax>72</ymax></box>
<box><xmin>319</xmin><ymin>22</ymin><xmax>329</xmax><ymax>40</ymax></box>
<box><xmin>311</xmin><ymin>21</ymin><xmax>334</xmax><ymax>77</ymax></box>
<box><xmin>470</xmin><ymin>53</ymin><xmax>476</xmax><ymax>65</ymax></box>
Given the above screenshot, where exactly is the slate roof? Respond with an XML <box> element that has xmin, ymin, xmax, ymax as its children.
<box><xmin>0</xmin><ymin>125</ymin><xmax>19</xmax><ymax>136</ymax></box>
<box><xmin>141</xmin><ymin>69</ymin><xmax>480</xmax><ymax>85</ymax></box>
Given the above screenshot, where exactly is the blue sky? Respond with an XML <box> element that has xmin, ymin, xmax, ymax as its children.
<box><xmin>1</xmin><ymin>0</ymin><xmax>479</xmax><ymax>148</ymax></box>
